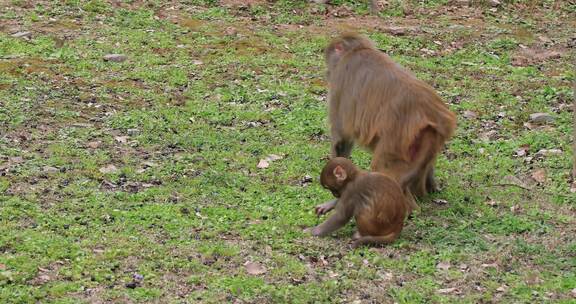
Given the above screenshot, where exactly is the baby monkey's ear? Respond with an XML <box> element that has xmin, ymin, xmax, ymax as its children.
<box><xmin>333</xmin><ymin>165</ymin><xmax>347</xmax><ymax>182</ymax></box>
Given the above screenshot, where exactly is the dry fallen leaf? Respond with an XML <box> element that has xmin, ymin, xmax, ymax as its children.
<box><xmin>485</xmin><ymin>200</ymin><xmax>498</xmax><ymax>207</ymax></box>
<box><xmin>266</xmin><ymin>154</ymin><xmax>283</xmax><ymax>161</ymax></box>
<box><xmin>496</xmin><ymin>284</ymin><xmax>508</xmax><ymax>292</ymax></box>
<box><xmin>327</xmin><ymin>270</ymin><xmax>339</xmax><ymax>278</ymax></box>
<box><xmin>36</xmin><ymin>274</ymin><xmax>51</xmax><ymax>284</ymax></box>
<box><xmin>530</xmin><ymin>169</ymin><xmax>546</xmax><ymax>183</ymax></box>
<box><xmin>10</xmin><ymin>157</ymin><xmax>24</xmax><ymax>163</ymax></box>
<box><xmin>462</xmin><ymin>110</ymin><xmax>477</xmax><ymax>119</ymax></box>
<box><xmin>437</xmin><ymin>287</ymin><xmax>458</xmax><ymax>294</ymax></box>
<box><xmin>257</xmin><ymin>154</ymin><xmax>284</xmax><ymax>169</ymax></box>
<box><xmin>257</xmin><ymin>159</ymin><xmax>269</xmax><ymax>169</ymax></box>
<box><xmin>86</xmin><ymin>141</ymin><xmax>101</xmax><ymax>149</ymax></box>
<box><xmin>99</xmin><ymin>164</ymin><xmax>118</xmax><ymax>174</ymax></box>
<box><xmin>515</xmin><ymin>145</ymin><xmax>529</xmax><ymax>157</ymax></box>
<box><xmin>245</xmin><ymin>262</ymin><xmax>267</xmax><ymax>275</ymax></box>
<box><xmin>503</xmin><ymin>175</ymin><xmax>533</xmax><ymax>190</ymax></box>
<box><xmin>436</xmin><ymin>261</ymin><xmax>451</xmax><ymax>270</ymax></box>
<box><xmin>481</xmin><ymin>262</ymin><xmax>498</xmax><ymax>268</ymax></box>
<box><xmin>114</xmin><ymin>136</ymin><xmax>129</xmax><ymax>144</ymax></box>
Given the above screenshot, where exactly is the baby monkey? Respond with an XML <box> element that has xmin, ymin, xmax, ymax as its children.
<box><xmin>309</xmin><ymin>157</ymin><xmax>415</xmax><ymax>248</ymax></box>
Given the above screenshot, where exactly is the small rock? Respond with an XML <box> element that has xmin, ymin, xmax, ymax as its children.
<box><xmin>103</xmin><ymin>54</ymin><xmax>128</xmax><ymax>62</ymax></box>
<box><xmin>568</xmin><ymin>37</ymin><xmax>576</xmax><ymax>48</ymax></box>
<box><xmin>71</xmin><ymin>123</ymin><xmax>93</xmax><ymax>128</ymax></box>
<box><xmin>246</xmin><ymin>121</ymin><xmax>261</xmax><ymax>128</ymax></box>
<box><xmin>125</xmin><ymin>281</ymin><xmax>139</xmax><ymax>289</ymax></box>
<box><xmin>10</xmin><ymin>157</ymin><xmax>24</xmax><ymax>163</ymax></box>
<box><xmin>432</xmin><ymin>199</ymin><xmax>448</xmax><ymax>205</ymax></box>
<box><xmin>192</xmin><ymin>60</ymin><xmax>203</xmax><ymax>65</ymax></box>
<box><xmin>43</xmin><ymin>166</ymin><xmax>59</xmax><ymax>174</ymax></box>
<box><xmin>488</xmin><ymin>0</ymin><xmax>501</xmax><ymax>6</ymax></box>
<box><xmin>537</xmin><ymin>35</ymin><xmax>552</xmax><ymax>43</ymax></box>
<box><xmin>534</xmin><ymin>149</ymin><xmax>562</xmax><ymax>158</ymax></box>
<box><xmin>529</xmin><ymin>113</ymin><xmax>554</xmax><ymax>124</ymax></box>
<box><xmin>127</xmin><ymin>128</ymin><xmax>140</xmax><ymax>136</ymax></box>
<box><xmin>538</xmin><ymin>51</ymin><xmax>561</xmax><ymax>60</ymax></box>
<box><xmin>420</xmin><ymin>48</ymin><xmax>436</xmax><ymax>56</ymax></box>
<box><xmin>142</xmin><ymin>161</ymin><xmax>157</xmax><ymax>168</ymax></box>
<box><xmin>11</xmin><ymin>31</ymin><xmax>32</xmax><ymax>38</ymax></box>
<box><xmin>383</xmin><ymin>26</ymin><xmax>406</xmax><ymax>36</ymax></box>
<box><xmin>571</xmin><ymin>288</ymin><xmax>576</xmax><ymax>297</ymax></box>
<box><xmin>245</xmin><ymin>262</ymin><xmax>267</xmax><ymax>275</ymax></box>
<box><xmin>462</xmin><ymin>110</ymin><xmax>477</xmax><ymax>119</ymax></box>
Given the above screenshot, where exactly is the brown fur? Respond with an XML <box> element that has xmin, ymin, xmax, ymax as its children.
<box><xmin>309</xmin><ymin>157</ymin><xmax>413</xmax><ymax>248</ymax></box>
<box><xmin>325</xmin><ymin>33</ymin><xmax>457</xmax><ymax>199</ymax></box>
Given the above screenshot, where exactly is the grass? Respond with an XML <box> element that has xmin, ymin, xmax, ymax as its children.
<box><xmin>0</xmin><ymin>0</ymin><xmax>575</xmax><ymax>303</ymax></box>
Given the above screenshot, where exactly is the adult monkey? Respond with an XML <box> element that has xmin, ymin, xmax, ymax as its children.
<box><xmin>317</xmin><ymin>33</ymin><xmax>456</xmax><ymax>214</ymax></box>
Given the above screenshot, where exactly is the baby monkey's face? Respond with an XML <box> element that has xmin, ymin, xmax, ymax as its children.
<box><xmin>320</xmin><ymin>175</ymin><xmax>344</xmax><ymax>198</ymax></box>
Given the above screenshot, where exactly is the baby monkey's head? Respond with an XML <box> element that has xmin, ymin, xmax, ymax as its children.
<box><xmin>320</xmin><ymin>157</ymin><xmax>361</xmax><ymax>198</ymax></box>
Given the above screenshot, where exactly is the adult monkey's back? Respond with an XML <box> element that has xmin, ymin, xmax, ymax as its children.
<box><xmin>325</xmin><ymin>33</ymin><xmax>457</xmax><ymax>198</ymax></box>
